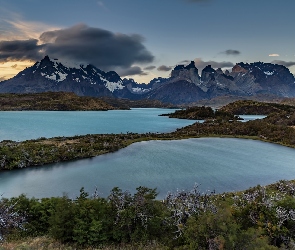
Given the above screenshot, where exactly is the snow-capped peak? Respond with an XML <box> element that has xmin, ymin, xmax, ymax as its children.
<box><xmin>264</xmin><ymin>71</ymin><xmax>274</xmax><ymax>76</ymax></box>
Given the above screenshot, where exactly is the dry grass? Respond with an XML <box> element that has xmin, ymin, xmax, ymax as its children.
<box><xmin>0</xmin><ymin>236</ymin><xmax>74</xmax><ymax>250</ymax></box>
<box><xmin>0</xmin><ymin>237</ymin><xmax>168</xmax><ymax>250</ymax></box>
<box><xmin>37</xmin><ymin>139</ymin><xmax>80</xmax><ymax>147</ymax></box>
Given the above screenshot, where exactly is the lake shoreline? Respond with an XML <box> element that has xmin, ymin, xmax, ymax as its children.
<box><xmin>1</xmin><ymin>100</ymin><xmax>295</xmax><ymax>172</ymax></box>
<box><xmin>2</xmin><ymin>137</ymin><xmax>295</xmax><ymax>199</ymax></box>
<box><xmin>0</xmin><ymin>128</ymin><xmax>294</xmax><ymax>173</ymax></box>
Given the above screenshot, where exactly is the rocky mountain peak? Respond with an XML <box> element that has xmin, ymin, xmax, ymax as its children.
<box><xmin>1</xmin><ymin>56</ymin><xmax>295</xmax><ymax>104</ymax></box>
<box><xmin>170</xmin><ymin>61</ymin><xmax>200</xmax><ymax>83</ymax></box>
<box><xmin>202</xmin><ymin>65</ymin><xmax>215</xmax><ymax>73</ymax></box>
<box><xmin>44</xmin><ymin>55</ymin><xmax>50</xmax><ymax>60</ymax></box>
<box><xmin>216</xmin><ymin>68</ymin><xmax>223</xmax><ymax>74</ymax></box>
<box><xmin>104</xmin><ymin>71</ymin><xmax>121</xmax><ymax>83</ymax></box>
<box><xmin>201</xmin><ymin>65</ymin><xmax>216</xmax><ymax>82</ymax></box>
<box><xmin>184</xmin><ymin>61</ymin><xmax>196</xmax><ymax>70</ymax></box>
<box><xmin>232</xmin><ymin>64</ymin><xmax>248</xmax><ymax>73</ymax></box>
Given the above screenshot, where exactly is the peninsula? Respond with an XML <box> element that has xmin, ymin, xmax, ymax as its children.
<box><xmin>0</xmin><ymin>100</ymin><xmax>294</xmax><ymax>171</ymax></box>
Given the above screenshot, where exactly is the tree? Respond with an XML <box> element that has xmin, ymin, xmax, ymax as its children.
<box><xmin>0</xmin><ymin>195</ymin><xmax>26</xmax><ymax>240</ymax></box>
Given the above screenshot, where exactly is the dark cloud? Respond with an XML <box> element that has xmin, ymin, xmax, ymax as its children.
<box><xmin>271</xmin><ymin>60</ymin><xmax>295</xmax><ymax>68</ymax></box>
<box><xmin>0</xmin><ymin>39</ymin><xmax>43</xmax><ymax>62</ymax></box>
<box><xmin>11</xmin><ymin>64</ymin><xmax>17</xmax><ymax>68</ymax></box>
<box><xmin>222</xmin><ymin>49</ymin><xmax>241</xmax><ymax>56</ymax></box>
<box><xmin>39</xmin><ymin>24</ymin><xmax>154</xmax><ymax>71</ymax></box>
<box><xmin>144</xmin><ymin>65</ymin><xmax>156</xmax><ymax>70</ymax></box>
<box><xmin>0</xmin><ymin>24</ymin><xmax>154</xmax><ymax>76</ymax></box>
<box><xmin>194</xmin><ymin>58</ymin><xmax>234</xmax><ymax>70</ymax></box>
<box><xmin>117</xmin><ymin>66</ymin><xmax>147</xmax><ymax>77</ymax></box>
<box><xmin>157</xmin><ymin>65</ymin><xmax>172</xmax><ymax>71</ymax></box>
<box><xmin>179</xmin><ymin>60</ymin><xmax>190</xmax><ymax>64</ymax></box>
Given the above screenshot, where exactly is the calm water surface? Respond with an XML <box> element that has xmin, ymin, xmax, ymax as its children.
<box><xmin>1</xmin><ymin>138</ymin><xmax>294</xmax><ymax>199</ymax></box>
<box><xmin>240</xmin><ymin>115</ymin><xmax>266</xmax><ymax>121</ymax></box>
<box><xmin>0</xmin><ymin>109</ymin><xmax>196</xmax><ymax>141</ymax></box>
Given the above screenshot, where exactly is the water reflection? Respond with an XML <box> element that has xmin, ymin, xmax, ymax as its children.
<box><xmin>0</xmin><ymin>138</ymin><xmax>294</xmax><ymax>199</ymax></box>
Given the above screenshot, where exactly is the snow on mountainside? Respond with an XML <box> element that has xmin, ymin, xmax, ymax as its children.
<box><xmin>0</xmin><ymin>56</ymin><xmax>142</xmax><ymax>98</ymax></box>
<box><xmin>32</xmin><ymin>56</ymin><xmax>125</xmax><ymax>92</ymax></box>
<box><xmin>143</xmin><ymin>61</ymin><xmax>295</xmax><ymax>104</ymax></box>
<box><xmin>0</xmin><ymin>56</ymin><xmax>294</xmax><ymax>104</ymax></box>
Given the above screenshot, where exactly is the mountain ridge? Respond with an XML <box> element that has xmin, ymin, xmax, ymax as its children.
<box><xmin>0</xmin><ymin>56</ymin><xmax>294</xmax><ymax>104</ymax></box>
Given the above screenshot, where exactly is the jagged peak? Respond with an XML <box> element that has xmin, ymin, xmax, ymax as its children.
<box><xmin>216</xmin><ymin>68</ymin><xmax>223</xmax><ymax>74</ymax></box>
<box><xmin>174</xmin><ymin>64</ymin><xmax>185</xmax><ymax>71</ymax></box>
<box><xmin>38</xmin><ymin>55</ymin><xmax>57</xmax><ymax>69</ymax></box>
<box><xmin>184</xmin><ymin>61</ymin><xmax>197</xmax><ymax>70</ymax></box>
<box><xmin>202</xmin><ymin>65</ymin><xmax>215</xmax><ymax>73</ymax></box>
<box><xmin>232</xmin><ymin>64</ymin><xmax>248</xmax><ymax>73</ymax></box>
<box><xmin>173</xmin><ymin>61</ymin><xmax>198</xmax><ymax>71</ymax></box>
<box><xmin>43</xmin><ymin>55</ymin><xmax>50</xmax><ymax>61</ymax></box>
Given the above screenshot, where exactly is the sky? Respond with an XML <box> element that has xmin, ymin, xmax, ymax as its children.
<box><xmin>0</xmin><ymin>0</ymin><xmax>294</xmax><ymax>84</ymax></box>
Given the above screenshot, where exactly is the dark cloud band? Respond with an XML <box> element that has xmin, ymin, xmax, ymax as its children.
<box><xmin>157</xmin><ymin>65</ymin><xmax>172</xmax><ymax>71</ymax></box>
<box><xmin>0</xmin><ymin>24</ymin><xmax>154</xmax><ymax>73</ymax></box>
<box><xmin>0</xmin><ymin>39</ymin><xmax>43</xmax><ymax>62</ymax></box>
<box><xmin>271</xmin><ymin>60</ymin><xmax>295</xmax><ymax>68</ymax></box>
<box><xmin>221</xmin><ymin>49</ymin><xmax>241</xmax><ymax>56</ymax></box>
<box><xmin>144</xmin><ymin>65</ymin><xmax>156</xmax><ymax>70</ymax></box>
<box><xmin>117</xmin><ymin>66</ymin><xmax>147</xmax><ymax>77</ymax></box>
<box><xmin>194</xmin><ymin>58</ymin><xmax>234</xmax><ymax>70</ymax></box>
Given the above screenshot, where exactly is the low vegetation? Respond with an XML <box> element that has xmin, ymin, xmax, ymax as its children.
<box><xmin>1</xmin><ymin>99</ymin><xmax>295</xmax><ymax>248</ymax></box>
<box><xmin>0</xmin><ymin>92</ymin><xmax>175</xmax><ymax>111</ymax></box>
<box><xmin>2</xmin><ymin>181</ymin><xmax>295</xmax><ymax>249</ymax></box>
<box><xmin>192</xmin><ymin>95</ymin><xmax>295</xmax><ymax>108</ymax></box>
<box><xmin>0</xmin><ymin>92</ymin><xmax>115</xmax><ymax>111</ymax></box>
<box><xmin>219</xmin><ymin>100</ymin><xmax>295</xmax><ymax>115</ymax></box>
<box><xmin>160</xmin><ymin>106</ymin><xmax>240</xmax><ymax>121</ymax></box>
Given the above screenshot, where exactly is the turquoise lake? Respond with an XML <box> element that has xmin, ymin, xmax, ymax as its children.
<box><xmin>0</xmin><ymin>109</ymin><xmax>293</xmax><ymax>199</ymax></box>
<box><xmin>0</xmin><ymin>108</ymin><xmax>195</xmax><ymax>141</ymax></box>
<box><xmin>1</xmin><ymin>138</ymin><xmax>295</xmax><ymax>199</ymax></box>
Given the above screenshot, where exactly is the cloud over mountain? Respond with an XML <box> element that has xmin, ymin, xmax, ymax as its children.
<box><xmin>0</xmin><ymin>24</ymin><xmax>154</xmax><ymax>73</ymax></box>
<box><xmin>144</xmin><ymin>65</ymin><xmax>156</xmax><ymax>70</ymax></box>
<box><xmin>0</xmin><ymin>39</ymin><xmax>43</xmax><ymax>62</ymax></box>
<box><xmin>194</xmin><ymin>58</ymin><xmax>234</xmax><ymax>70</ymax></box>
<box><xmin>117</xmin><ymin>66</ymin><xmax>147</xmax><ymax>76</ymax></box>
<box><xmin>157</xmin><ymin>65</ymin><xmax>172</xmax><ymax>71</ymax></box>
<box><xmin>271</xmin><ymin>60</ymin><xmax>295</xmax><ymax>68</ymax></box>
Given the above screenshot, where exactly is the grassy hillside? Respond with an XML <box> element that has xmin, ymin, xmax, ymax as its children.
<box><xmin>0</xmin><ymin>92</ymin><xmax>115</xmax><ymax>111</ymax></box>
<box><xmin>101</xmin><ymin>96</ymin><xmax>176</xmax><ymax>109</ymax></box>
<box><xmin>219</xmin><ymin>100</ymin><xmax>295</xmax><ymax>115</ymax></box>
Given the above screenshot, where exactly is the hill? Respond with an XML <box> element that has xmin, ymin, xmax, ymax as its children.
<box><xmin>0</xmin><ymin>92</ymin><xmax>115</xmax><ymax>111</ymax></box>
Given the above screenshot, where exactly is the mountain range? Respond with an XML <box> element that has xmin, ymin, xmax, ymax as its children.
<box><xmin>0</xmin><ymin>56</ymin><xmax>294</xmax><ymax>104</ymax></box>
